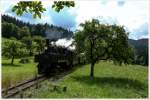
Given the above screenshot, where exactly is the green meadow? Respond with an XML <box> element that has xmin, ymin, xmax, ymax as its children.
<box><xmin>2</xmin><ymin>57</ymin><xmax>37</xmax><ymax>89</ymax></box>
<box><xmin>22</xmin><ymin>61</ymin><xmax>148</xmax><ymax>98</ymax></box>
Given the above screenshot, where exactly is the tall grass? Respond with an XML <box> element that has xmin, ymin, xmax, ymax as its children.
<box><xmin>2</xmin><ymin>57</ymin><xmax>37</xmax><ymax>89</ymax></box>
<box><xmin>23</xmin><ymin>61</ymin><xmax>148</xmax><ymax>98</ymax></box>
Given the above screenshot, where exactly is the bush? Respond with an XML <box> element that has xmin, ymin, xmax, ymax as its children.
<box><xmin>19</xmin><ymin>58</ymin><xmax>30</xmax><ymax>64</ymax></box>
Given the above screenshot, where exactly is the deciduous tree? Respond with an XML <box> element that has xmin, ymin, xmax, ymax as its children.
<box><xmin>74</xmin><ymin>19</ymin><xmax>133</xmax><ymax>79</ymax></box>
<box><xmin>32</xmin><ymin>36</ymin><xmax>45</xmax><ymax>54</ymax></box>
<box><xmin>2</xmin><ymin>38</ymin><xmax>28</xmax><ymax>64</ymax></box>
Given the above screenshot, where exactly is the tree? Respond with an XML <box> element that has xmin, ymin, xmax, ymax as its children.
<box><xmin>32</xmin><ymin>24</ymin><xmax>46</xmax><ymax>36</ymax></box>
<box><xmin>21</xmin><ymin>36</ymin><xmax>35</xmax><ymax>56</ymax></box>
<box><xmin>2</xmin><ymin>38</ymin><xmax>28</xmax><ymax>64</ymax></box>
<box><xmin>73</xmin><ymin>31</ymin><xmax>85</xmax><ymax>64</ymax></box>
<box><xmin>12</xmin><ymin>1</ymin><xmax>75</xmax><ymax>18</ymax></box>
<box><xmin>2</xmin><ymin>22</ymin><xmax>19</xmax><ymax>39</ymax></box>
<box><xmin>107</xmin><ymin>25</ymin><xmax>134</xmax><ymax>65</ymax></box>
<box><xmin>74</xmin><ymin>19</ymin><xmax>133</xmax><ymax>79</ymax></box>
<box><xmin>18</xmin><ymin>26</ymin><xmax>30</xmax><ymax>39</ymax></box>
<box><xmin>32</xmin><ymin>36</ymin><xmax>45</xmax><ymax>54</ymax></box>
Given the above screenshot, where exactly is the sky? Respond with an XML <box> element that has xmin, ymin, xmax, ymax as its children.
<box><xmin>0</xmin><ymin>0</ymin><xmax>149</xmax><ymax>40</ymax></box>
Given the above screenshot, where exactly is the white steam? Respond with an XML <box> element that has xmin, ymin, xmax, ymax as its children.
<box><xmin>55</xmin><ymin>38</ymin><xmax>75</xmax><ymax>50</ymax></box>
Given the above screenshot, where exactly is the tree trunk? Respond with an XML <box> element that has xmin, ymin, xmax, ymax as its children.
<box><xmin>90</xmin><ymin>40</ymin><xmax>95</xmax><ymax>79</ymax></box>
<box><xmin>11</xmin><ymin>56</ymin><xmax>14</xmax><ymax>65</ymax></box>
<box><xmin>90</xmin><ymin>62</ymin><xmax>95</xmax><ymax>79</ymax></box>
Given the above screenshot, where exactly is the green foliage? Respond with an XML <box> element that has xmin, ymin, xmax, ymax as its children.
<box><xmin>21</xmin><ymin>36</ymin><xmax>36</xmax><ymax>56</ymax></box>
<box><xmin>76</xmin><ymin>19</ymin><xmax>110</xmax><ymax>64</ymax></box>
<box><xmin>2</xmin><ymin>15</ymin><xmax>73</xmax><ymax>39</ymax></box>
<box><xmin>31</xmin><ymin>24</ymin><xmax>46</xmax><ymax>36</ymax></box>
<box><xmin>21</xmin><ymin>36</ymin><xmax>32</xmax><ymax>47</ymax></box>
<box><xmin>19</xmin><ymin>58</ymin><xmax>30</xmax><ymax>64</ymax></box>
<box><xmin>18</xmin><ymin>26</ymin><xmax>30</xmax><ymax>39</ymax></box>
<box><xmin>2</xmin><ymin>22</ymin><xmax>20</xmax><ymax>39</ymax></box>
<box><xmin>12</xmin><ymin>1</ymin><xmax>46</xmax><ymax>18</ymax></box>
<box><xmin>32</xmin><ymin>36</ymin><xmax>46</xmax><ymax>54</ymax></box>
<box><xmin>52</xmin><ymin>1</ymin><xmax>75</xmax><ymax>12</ymax></box>
<box><xmin>2</xmin><ymin>21</ymin><xmax>30</xmax><ymax>39</ymax></box>
<box><xmin>107</xmin><ymin>25</ymin><xmax>133</xmax><ymax>65</ymax></box>
<box><xmin>12</xmin><ymin>1</ymin><xmax>75</xmax><ymax>18</ymax></box>
<box><xmin>73</xmin><ymin>31</ymin><xmax>86</xmax><ymax>63</ymax></box>
<box><xmin>74</xmin><ymin>31</ymin><xmax>85</xmax><ymax>53</ymax></box>
<box><xmin>129</xmin><ymin>39</ymin><xmax>148</xmax><ymax>66</ymax></box>
<box><xmin>2</xmin><ymin>38</ymin><xmax>28</xmax><ymax>64</ymax></box>
<box><xmin>10</xmin><ymin>37</ymin><xmax>17</xmax><ymax>40</ymax></box>
<box><xmin>74</xmin><ymin>19</ymin><xmax>133</xmax><ymax>78</ymax></box>
<box><xmin>75</xmin><ymin>19</ymin><xmax>133</xmax><ymax>65</ymax></box>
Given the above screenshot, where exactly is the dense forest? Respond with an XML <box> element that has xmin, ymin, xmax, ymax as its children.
<box><xmin>2</xmin><ymin>15</ymin><xmax>73</xmax><ymax>39</ymax></box>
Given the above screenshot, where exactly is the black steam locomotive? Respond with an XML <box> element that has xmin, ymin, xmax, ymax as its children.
<box><xmin>34</xmin><ymin>39</ymin><xmax>75</xmax><ymax>76</ymax></box>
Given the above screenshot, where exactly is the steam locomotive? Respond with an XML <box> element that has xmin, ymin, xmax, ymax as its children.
<box><xmin>34</xmin><ymin>39</ymin><xmax>76</xmax><ymax>76</ymax></box>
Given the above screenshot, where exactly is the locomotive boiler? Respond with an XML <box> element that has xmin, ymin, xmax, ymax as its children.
<box><xmin>34</xmin><ymin>39</ymin><xmax>74</xmax><ymax>76</ymax></box>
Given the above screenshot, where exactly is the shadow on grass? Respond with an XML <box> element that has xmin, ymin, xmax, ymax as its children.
<box><xmin>2</xmin><ymin>63</ymin><xmax>21</xmax><ymax>67</ymax></box>
<box><xmin>71</xmin><ymin>75</ymin><xmax>147</xmax><ymax>91</ymax></box>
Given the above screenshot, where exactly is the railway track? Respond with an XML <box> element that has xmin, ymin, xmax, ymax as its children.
<box><xmin>2</xmin><ymin>75</ymin><xmax>46</xmax><ymax>98</ymax></box>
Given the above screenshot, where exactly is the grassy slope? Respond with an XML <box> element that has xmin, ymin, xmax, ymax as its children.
<box><xmin>2</xmin><ymin>57</ymin><xmax>37</xmax><ymax>89</ymax></box>
<box><xmin>25</xmin><ymin>61</ymin><xmax>148</xmax><ymax>98</ymax></box>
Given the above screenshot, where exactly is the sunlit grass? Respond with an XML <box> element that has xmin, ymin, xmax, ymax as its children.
<box><xmin>23</xmin><ymin>61</ymin><xmax>148</xmax><ymax>98</ymax></box>
<box><xmin>2</xmin><ymin>57</ymin><xmax>37</xmax><ymax>89</ymax></box>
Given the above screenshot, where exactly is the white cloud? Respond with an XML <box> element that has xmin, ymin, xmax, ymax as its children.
<box><xmin>1</xmin><ymin>0</ymin><xmax>149</xmax><ymax>39</ymax></box>
<box><xmin>73</xmin><ymin>0</ymin><xmax>149</xmax><ymax>39</ymax></box>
